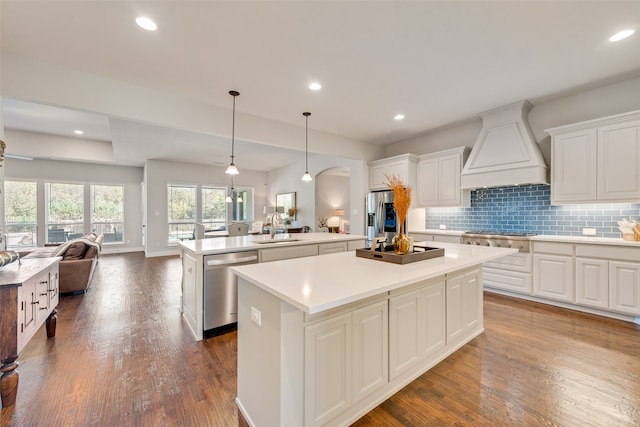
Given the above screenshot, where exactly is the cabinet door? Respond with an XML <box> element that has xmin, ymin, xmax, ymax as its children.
<box><xmin>551</xmin><ymin>129</ymin><xmax>597</xmax><ymax>203</ymax></box>
<box><xmin>17</xmin><ymin>279</ymin><xmax>37</xmax><ymax>353</ymax></box>
<box><xmin>369</xmin><ymin>160</ymin><xmax>408</xmax><ymax>190</ymax></box>
<box><xmin>389</xmin><ymin>289</ymin><xmax>420</xmax><ymax>379</ymax></box>
<box><xmin>438</xmin><ymin>154</ymin><xmax>462</xmax><ymax>206</ymax></box>
<box><xmin>597</xmin><ymin>121</ymin><xmax>640</xmax><ymax>201</ymax></box>
<box><xmin>260</xmin><ymin>244</ymin><xmax>318</xmax><ymax>262</ymax></box>
<box><xmin>352</xmin><ymin>301</ymin><xmax>388</xmax><ymax>404</ymax></box>
<box><xmin>318</xmin><ymin>242</ymin><xmax>347</xmax><ymax>255</ymax></box>
<box><xmin>305</xmin><ymin>313</ymin><xmax>352</xmax><ymax>427</ymax></box>
<box><xmin>36</xmin><ymin>271</ymin><xmax>51</xmax><ymax>323</ymax></box>
<box><xmin>417</xmin><ymin>157</ymin><xmax>439</xmax><ymax>206</ymax></box>
<box><xmin>446</xmin><ymin>273</ymin><xmax>464</xmax><ymax>343</ymax></box>
<box><xmin>533</xmin><ymin>254</ymin><xmax>574</xmax><ymax>303</ymax></box>
<box><xmin>575</xmin><ymin>258</ymin><xmax>609</xmax><ymax>310</ymax></box>
<box><xmin>420</xmin><ymin>281</ymin><xmax>445</xmax><ymax>357</ymax></box>
<box><xmin>609</xmin><ymin>261</ymin><xmax>640</xmax><ymax>315</ymax></box>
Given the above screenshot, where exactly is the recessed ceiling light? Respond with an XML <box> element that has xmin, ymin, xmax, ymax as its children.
<box><xmin>394</xmin><ymin>114</ymin><xmax>405</xmax><ymax>120</ymax></box>
<box><xmin>309</xmin><ymin>82</ymin><xmax>322</xmax><ymax>91</ymax></box>
<box><xmin>74</xmin><ymin>129</ymin><xmax>84</xmax><ymax>135</ymax></box>
<box><xmin>136</xmin><ymin>16</ymin><xmax>157</xmax><ymax>31</ymax></box>
<box><xmin>609</xmin><ymin>29</ymin><xmax>634</xmax><ymax>42</ymax></box>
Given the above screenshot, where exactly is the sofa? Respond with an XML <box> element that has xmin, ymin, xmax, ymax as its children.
<box><xmin>24</xmin><ymin>233</ymin><xmax>104</xmax><ymax>294</ymax></box>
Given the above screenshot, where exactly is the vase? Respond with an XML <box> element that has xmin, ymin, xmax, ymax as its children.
<box><xmin>392</xmin><ymin>224</ymin><xmax>411</xmax><ymax>255</ymax></box>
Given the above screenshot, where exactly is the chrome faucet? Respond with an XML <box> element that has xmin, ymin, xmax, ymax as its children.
<box><xmin>270</xmin><ymin>212</ymin><xmax>281</xmax><ymax>239</ymax></box>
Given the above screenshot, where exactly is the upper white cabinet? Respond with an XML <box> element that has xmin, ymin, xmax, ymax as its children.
<box><xmin>417</xmin><ymin>147</ymin><xmax>471</xmax><ymax>207</ymax></box>
<box><xmin>547</xmin><ymin>110</ymin><xmax>640</xmax><ymax>204</ymax></box>
<box><xmin>368</xmin><ymin>153</ymin><xmax>418</xmax><ymax>191</ymax></box>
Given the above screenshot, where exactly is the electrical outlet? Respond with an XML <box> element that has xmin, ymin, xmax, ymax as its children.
<box><xmin>582</xmin><ymin>228</ymin><xmax>596</xmax><ymax>236</ymax></box>
<box><xmin>251</xmin><ymin>306</ymin><xmax>262</xmax><ymax>326</ymax></box>
<box><xmin>439</xmin><ymin>224</ymin><xmax>447</xmax><ymax>230</ymax></box>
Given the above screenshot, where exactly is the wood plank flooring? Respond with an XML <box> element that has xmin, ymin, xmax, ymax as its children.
<box><xmin>2</xmin><ymin>252</ymin><xmax>639</xmax><ymax>426</ymax></box>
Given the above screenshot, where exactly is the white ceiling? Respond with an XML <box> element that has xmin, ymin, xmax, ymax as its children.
<box><xmin>2</xmin><ymin>1</ymin><xmax>640</xmax><ymax>169</ymax></box>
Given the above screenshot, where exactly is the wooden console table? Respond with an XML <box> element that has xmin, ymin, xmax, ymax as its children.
<box><xmin>0</xmin><ymin>257</ymin><xmax>60</xmax><ymax>407</ymax></box>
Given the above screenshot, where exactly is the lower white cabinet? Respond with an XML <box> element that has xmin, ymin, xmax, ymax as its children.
<box><xmin>318</xmin><ymin>242</ymin><xmax>348</xmax><ymax>255</ymax></box>
<box><xmin>305</xmin><ymin>313</ymin><xmax>353</xmax><ymax>427</ymax></box>
<box><xmin>305</xmin><ymin>299</ymin><xmax>389</xmax><ymax>427</ymax></box>
<box><xmin>575</xmin><ymin>258</ymin><xmax>609</xmax><ymax>310</ymax></box>
<box><xmin>609</xmin><ymin>261</ymin><xmax>640</xmax><ymax>316</ymax></box>
<box><xmin>446</xmin><ymin>269</ymin><xmax>481</xmax><ymax>343</ymax></box>
<box><xmin>533</xmin><ymin>253</ymin><xmax>574</xmax><ymax>303</ymax></box>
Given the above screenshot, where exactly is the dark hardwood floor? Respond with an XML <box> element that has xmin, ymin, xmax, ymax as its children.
<box><xmin>2</xmin><ymin>252</ymin><xmax>639</xmax><ymax>426</ymax></box>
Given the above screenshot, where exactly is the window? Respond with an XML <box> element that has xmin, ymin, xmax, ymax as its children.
<box><xmin>202</xmin><ymin>187</ymin><xmax>226</xmax><ymax>230</ymax></box>
<box><xmin>4</xmin><ymin>180</ymin><xmax>38</xmax><ymax>249</ymax></box>
<box><xmin>231</xmin><ymin>187</ymin><xmax>254</xmax><ymax>222</ymax></box>
<box><xmin>46</xmin><ymin>182</ymin><xmax>84</xmax><ymax>243</ymax></box>
<box><xmin>92</xmin><ymin>184</ymin><xmax>124</xmax><ymax>243</ymax></box>
<box><xmin>168</xmin><ymin>185</ymin><xmax>196</xmax><ymax>242</ymax></box>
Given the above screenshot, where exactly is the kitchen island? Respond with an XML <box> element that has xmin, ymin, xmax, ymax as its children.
<box><xmin>178</xmin><ymin>232</ymin><xmax>366</xmax><ymax>340</ymax></box>
<box><xmin>232</xmin><ymin>242</ymin><xmax>517</xmax><ymax>427</ymax></box>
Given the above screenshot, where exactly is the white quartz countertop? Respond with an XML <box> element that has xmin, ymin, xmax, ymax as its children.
<box><xmin>232</xmin><ymin>242</ymin><xmax>517</xmax><ymax>315</ymax></box>
<box><xmin>178</xmin><ymin>232</ymin><xmax>366</xmax><ymax>255</ymax></box>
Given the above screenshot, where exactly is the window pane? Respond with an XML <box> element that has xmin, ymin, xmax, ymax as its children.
<box><xmin>231</xmin><ymin>187</ymin><xmax>254</xmax><ymax>222</ymax></box>
<box><xmin>202</xmin><ymin>187</ymin><xmax>226</xmax><ymax>230</ymax></box>
<box><xmin>168</xmin><ymin>185</ymin><xmax>196</xmax><ymax>241</ymax></box>
<box><xmin>92</xmin><ymin>185</ymin><xmax>124</xmax><ymax>243</ymax></box>
<box><xmin>4</xmin><ymin>180</ymin><xmax>38</xmax><ymax>249</ymax></box>
<box><xmin>46</xmin><ymin>182</ymin><xmax>83</xmax><ymax>242</ymax></box>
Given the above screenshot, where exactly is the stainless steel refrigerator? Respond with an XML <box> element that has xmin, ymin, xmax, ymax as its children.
<box><xmin>365</xmin><ymin>190</ymin><xmax>401</xmax><ymax>246</ymax></box>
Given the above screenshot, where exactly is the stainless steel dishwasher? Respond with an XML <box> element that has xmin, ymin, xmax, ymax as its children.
<box><xmin>203</xmin><ymin>250</ymin><xmax>259</xmax><ymax>330</ymax></box>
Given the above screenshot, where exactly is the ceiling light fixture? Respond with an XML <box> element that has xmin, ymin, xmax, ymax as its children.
<box><xmin>226</xmin><ymin>175</ymin><xmax>242</xmax><ymax>203</ymax></box>
<box><xmin>394</xmin><ymin>114</ymin><xmax>405</xmax><ymax>120</ymax></box>
<box><xmin>609</xmin><ymin>29</ymin><xmax>635</xmax><ymax>42</ymax></box>
<box><xmin>225</xmin><ymin>90</ymin><xmax>240</xmax><ymax>175</ymax></box>
<box><xmin>309</xmin><ymin>82</ymin><xmax>322</xmax><ymax>91</ymax></box>
<box><xmin>74</xmin><ymin>129</ymin><xmax>84</xmax><ymax>135</ymax></box>
<box><xmin>136</xmin><ymin>16</ymin><xmax>157</xmax><ymax>31</ymax></box>
<box><xmin>301</xmin><ymin>112</ymin><xmax>313</xmax><ymax>182</ymax></box>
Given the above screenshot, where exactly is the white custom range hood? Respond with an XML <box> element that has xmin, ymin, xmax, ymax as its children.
<box><xmin>460</xmin><ymin>100</ymin><xmax>548</xmax><ymax>189</ymax></box>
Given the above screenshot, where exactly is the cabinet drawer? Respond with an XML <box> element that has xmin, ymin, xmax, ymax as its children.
<box><xmin>483</xmin><ymin>268</ymin><xmax>532</xmax><ymax>294</ymax></box>
<box><xmin>575</xmin><ymin>244</ymin><xmax>640</xmax><ymax>262</ymax></box>
<box><xmin>532</xmin><ymin>241</ymin><xmax>573</xmax><ymax>256</ymax></box>
<box><xmin>260</xmin><ymin>244</ymin><xmax>318</xmax><ymax>263</ymax></box>
<box><xmin>484</xmin><ymin>252</ymin><xmax>532</xmax><ymax>273</ymax></box>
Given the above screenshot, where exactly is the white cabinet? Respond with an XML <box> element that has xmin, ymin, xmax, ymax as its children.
<box><xmin>305</xmin><ymin>313</ymin><xmax>352</xmax><ymax>427</ymax></box>
<box><xmin>409</xmin><ymin>232</ymin><xmax>460</xmax><ymax>244</ymax></box>
<box><xmin>575</xmin><ymin>258</ymin><xmax>609</xmax><ymax>310</ymax></box>
<box><xmin>417</xmin><ymin>147</ymin><xmax>470</xmax><ymax>207</ymax></box>
<box><xmin>389</xmin><ymin>279</ymin><xmax>446</xmax><ymax>380</ymax></box>
<box><xmin>483</xmin><ymin>252</ymin><xmax>532</xmax><ymax>295</ymax></box>
<box><xmin>368</xmin><ymin>153</ymin><xmax>418</xmax><ymax>191</ymax></box>
<box><xmin>609</xmin><ymin>261</ymin><xmax>640</xmax><ymax>316</ymax></box>
<box><xmin>305</xmin><ymin>299</ymin><xmax>389</xmax><ymax>427</ymax></box>
<box><xmin>352</xmin><ymin>300</ymin><xmax>388</xmax><ymax>403</ymax></box>
<box><xmin>547</xmin><ymin>110</ymin><xmax>640</xmax><ymax>204</ymax></box>
<box><xmin>318</xmin><ymin>242</ymin><xmax>347</xmax><ymax>255</ymax></box>
<box><xmin>532</xmin><ymin>242</ymin><xmax>574</xmax><ymax>303</ymax></box>
<box><xmin>260</xmin><ymin>244</ymin><xmax>319</xmax><ymax>262</ymax></box>
<box><xmin>446</xmin><ymin>269</ymin><xmax>481</xmax><ymax>343</ymax></box>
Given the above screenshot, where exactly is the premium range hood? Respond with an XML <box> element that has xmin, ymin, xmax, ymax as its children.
<box><xmin>460</xmin><ymin>100</ymin><xmax>548</xmax><ymax>189</ymax></box>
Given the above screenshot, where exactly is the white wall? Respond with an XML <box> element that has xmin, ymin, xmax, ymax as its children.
<box><xmin>316</xmin><ymin>173</ymin><xmax>350</xmax><ymax>231</ymax></box>
<box><xmin>4</xmin><ymin>157</ymin><xmax>144</xmax><ymax>253</ymax></box>
<box><xmin>266</xmin><ymin>154</ymin><xmax>367</xmax><ymax>236</ymax></box>
<box><xmin>144</xmin><ymin>159</ymin><xmax>267</xmax><ymax>257</ymax></box>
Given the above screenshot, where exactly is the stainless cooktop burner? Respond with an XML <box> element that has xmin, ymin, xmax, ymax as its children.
<box><xmin>461</xmin><ymin>231</ymin><xmax>536</xmax><ymax>252</ymax></box>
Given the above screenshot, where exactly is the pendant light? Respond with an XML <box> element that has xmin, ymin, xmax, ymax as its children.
<box><xmin>301</xmin><ymin>112</ymin><xmax>312</xmax><ymax>182</ymax></box>
<box><xmin>226</xmin><ymin>175</ymin><xmax>243</xmax><ymax>203</ymax></box>
<box><xmin>225</xmin><ymin>90</ymin><xmax>240</xmax><ymax>175</ymax></box>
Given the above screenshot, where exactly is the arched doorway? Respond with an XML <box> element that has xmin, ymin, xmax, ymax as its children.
<box><xmin>315</xmin><ymin>167</ymin><xmax>350</xmax><ymax>233</ymax></box>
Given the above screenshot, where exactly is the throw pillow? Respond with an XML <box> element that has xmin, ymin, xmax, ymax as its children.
<box><xmin>63</xmin><ymin>241</ymin><xmax>88</xmax><ymax>260</ymax></box>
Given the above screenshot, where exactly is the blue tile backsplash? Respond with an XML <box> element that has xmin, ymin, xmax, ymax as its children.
<box><xmin>424</xmin><ymin>184</ymin><xmax>640</xmax><ymax>238</ymax></box>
